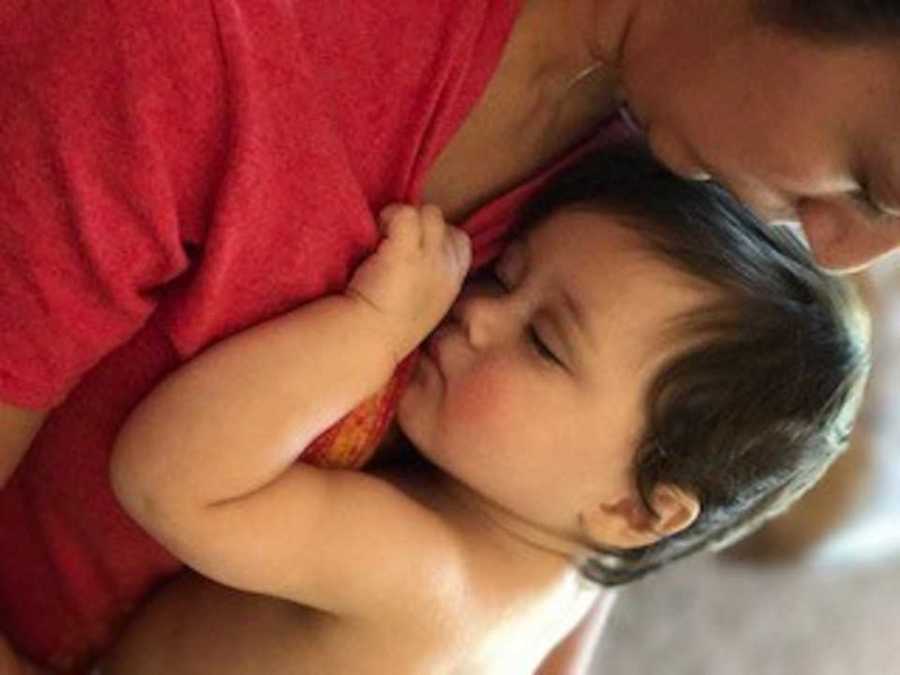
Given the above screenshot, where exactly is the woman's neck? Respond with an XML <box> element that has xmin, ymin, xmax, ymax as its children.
<box><xmin>495</xmin><ymin>0</ymin><xmax>638</xmax><ymax>170</ymax></box>
<box><xmin>419</xmin><ymin>0</ymin><xmax>640</xmax><ymax>223</ymax></box>
<box><xmin>516</xmin><ymin>0</ymin><xmax>637</xmax><ymax>97</ymax></box>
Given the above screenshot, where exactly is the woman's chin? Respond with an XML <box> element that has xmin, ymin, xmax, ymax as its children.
<box><xmin>646</xmin><ymin>127</ymin><xmax>711</xmax><ymax>181</ymax></box>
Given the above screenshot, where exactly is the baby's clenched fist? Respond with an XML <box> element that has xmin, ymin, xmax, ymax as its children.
<box><xmin>347</xmin><ymin>204</ymin><xmax>471</xmax><ymax>362</ymax></box>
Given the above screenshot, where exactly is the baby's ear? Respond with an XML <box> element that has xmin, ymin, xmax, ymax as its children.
<box><xmin>580</xmin><ymin>484</ymin><xmax>700</xmax><ymax>550</ymax></box>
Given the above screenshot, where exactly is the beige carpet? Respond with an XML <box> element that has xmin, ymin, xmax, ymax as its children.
<box><xmin>591</xmin><ymin>554</ymin><xmax>900</xmax><ymax>675</ymax></box>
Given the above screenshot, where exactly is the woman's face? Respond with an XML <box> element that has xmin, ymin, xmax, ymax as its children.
<box><xmin>620</xmin><ymin>0</ymin><xmax>900</xmax><ymax>271</ymax></box>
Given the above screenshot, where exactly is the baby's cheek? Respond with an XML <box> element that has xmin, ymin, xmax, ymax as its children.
<box><xmin>442</xmin><ymin>364</ymin><xmax>519</xmax><ymax>430</ymax></box>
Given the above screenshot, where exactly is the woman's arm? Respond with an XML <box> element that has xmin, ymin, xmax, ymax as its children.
<box><xmin>0</xmin><ymin>635</ymin><xmax>52</xmax><ymax>675</ymax></box>
<box><xmin>0</xmin><ymin>403</ymin><xmax>47</xmax><ymax>488</ymax></box>
<box><xmin>110</xmin><ymin>205</ymin><xmax>470</xmax><ymax>608</ymax></box>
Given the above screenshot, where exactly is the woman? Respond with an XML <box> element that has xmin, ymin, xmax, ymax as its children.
<box><xmin>1</xmin><ymin>0</ymin><xmax>899</xmax><ymax>671</ymax></box>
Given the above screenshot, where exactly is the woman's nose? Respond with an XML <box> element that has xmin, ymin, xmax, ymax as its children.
<box><xmin>798</xmin><ymin>197</ymin><xmax>900</xmax><ymax>271</ymax></box>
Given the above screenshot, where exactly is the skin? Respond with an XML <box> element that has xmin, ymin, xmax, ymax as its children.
<box><xmin>107</xmin><ymin>4</ymin><xmax>900</xmax><ymax>672</ymax></box>
<box><xmin>7</xmin><ymin>0</ymin><xmax>899</xmax><ymax>669</ymax></box>
<box><xmin>620</xmin><ymin>0</ymin><xmax>900</xmax><ymax>271</ymax></box>
<box><xmin>0</xmin><ymin>406</ymin><xmax>45</xmax><ymax>488</ymax></box>
<box><xmin>1</xmin><ymin>636</ymin><xmax>48</xmax><ymax>675</ymax></box>
<box><xmin>424</xmin><ymin>0</ymin><xmax>900</xmax><ymax>271</ymax></box>
<box><xmin>399</xmin><ymin>210</ymin><xmax>704</xmax><ymax>548</ymax></box>
<box><xmin>103</xmin><ymin>206</ymin><xmax>700</xmax><ymax>674</ymax></box>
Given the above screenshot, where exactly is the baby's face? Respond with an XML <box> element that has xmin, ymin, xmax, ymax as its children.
<box><xmin>397</xmin><ymin>209</ymin><xmax>715</xmax><ymax>539</ymax></box>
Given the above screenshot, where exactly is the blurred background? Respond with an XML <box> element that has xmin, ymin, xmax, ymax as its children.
<box><xmin>590</xmin><ymin>257</ymin><xmax>900</xmax><ymax>675</ymax></box>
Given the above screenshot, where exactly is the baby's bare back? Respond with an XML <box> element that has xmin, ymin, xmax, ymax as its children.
<box><xmin>105</xmin><ymin>572</ymin><xmax>453</xmax><ymax>675</ymax></box>
<box><xmin>103</xmin><ymin>574</ymin><xmax>318</xmax><ymax>675</ymax></box>
<box><xmin>102</xmin><ymin>554</ymin><xmax>594</xmax><ymax>675</ymax></box>
<box><xmin>102</xmin><ymin>469</ymin><xmax>598</xmax><ymax>675</ymax></box>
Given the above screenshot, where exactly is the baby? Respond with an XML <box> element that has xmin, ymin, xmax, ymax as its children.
<box><xmin>103</xmin><ymin>145</ymin><xmax>869</xmax><ymax>674</ymax></box>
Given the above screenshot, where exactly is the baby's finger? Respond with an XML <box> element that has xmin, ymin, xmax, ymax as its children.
<box><xmin>445</xmin><ymin>226</ymin><xmax>472</xmax><ymax>277</ymax></box>
<box><xmin>378</xmin><ymin>204</ymin><xmax>419</xmax><ymax>242</ymax></box>
<box><xmin>378</xmin><ymin>203</ymin><xmax>407</xmax><ymax>225</ymax></box>
<box><xmin>419</xmin><ymin>204</ymin><xmax>448</xmax><ymax>249</ymax></box>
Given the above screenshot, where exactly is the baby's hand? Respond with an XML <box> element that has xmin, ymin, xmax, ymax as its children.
<box><xmin>347</xmin><ymin>204</ymin><xmax>471</xmax><ymax>362</ymax></box>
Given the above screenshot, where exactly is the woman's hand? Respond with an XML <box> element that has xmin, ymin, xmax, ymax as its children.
<box><xmin>347</xmin><ymin>204</ymin><xmax>471</xmax><ymax>362</ymax></box>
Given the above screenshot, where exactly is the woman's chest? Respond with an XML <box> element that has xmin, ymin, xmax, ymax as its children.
<box><xmin>420</xmin><ymin>99</ymin><xmax>590</xmax><ymax>223</ymax></box>
<box><xmin>419</xmin><ymin>65</ymin><xmax>618</xmax><ymax>223</ymax></box>
<box><xmin>419</xmin><ymin>110</ymin><xmax>551</xmax><ymax>222</ymax></box>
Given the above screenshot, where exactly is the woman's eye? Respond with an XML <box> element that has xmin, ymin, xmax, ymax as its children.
<box><xmin>853</xmin><ymin>182</ymin><xmax>892</xmax><ymax>219</ymax></box>
<box><xmin>528</xmin><ymin>326</ymin><xmax>562</xmax><ymax>366</ymax></box>
<box><xmin>854</xmin><ymin>189</ymin><xmax>880</xmax><ymax>216</ymax></box>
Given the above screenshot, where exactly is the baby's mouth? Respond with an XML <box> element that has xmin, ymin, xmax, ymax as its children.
<box><xmin>425</xmin><ymin>322</ymin><xmax>455</xmax><ymax>375</ymax></box>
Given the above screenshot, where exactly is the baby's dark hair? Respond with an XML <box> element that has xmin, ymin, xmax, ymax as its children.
<box><xmin>754</xmin><ymin>0</ymin><xmax>900</xmax><ymax>42</ymax></box>
<box><xmin>517</xmin><ymin>143</ymin><xmax>871</xmax><ymax>586</ymax></box>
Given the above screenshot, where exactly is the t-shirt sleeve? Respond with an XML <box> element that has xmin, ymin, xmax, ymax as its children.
<box><xmin>0</xmin><ymin>2</ymin><xmax>223</xmax><ymax>407</ymax></box>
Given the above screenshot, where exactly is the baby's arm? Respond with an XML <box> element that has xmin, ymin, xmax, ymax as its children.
<box><xmin>111</xmin><ymin>205</ymin><xmax>470</xmax><ymax>612</ymax></box>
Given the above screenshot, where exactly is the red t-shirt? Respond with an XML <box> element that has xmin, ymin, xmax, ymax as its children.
<box><xmin>0</xmin><ymin>0</ymin><xmax>629</xmax><ymax>669</ymax></box>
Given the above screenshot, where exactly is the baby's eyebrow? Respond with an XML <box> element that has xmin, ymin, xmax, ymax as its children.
<box><xmin>555</xmin><ymin>287</ymin><xmax>595</xmax><ymax>363</ymax></box>
<box><xmin>521</xmin><ymin>237</ymin><xmax>594</xmax><ymax>362</ymax></box>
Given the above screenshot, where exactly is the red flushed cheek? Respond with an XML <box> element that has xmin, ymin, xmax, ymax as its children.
<box><xmin>441</xmin><ymin>362</ymin><xmax>517</xmax><ymax>431</ymax></box>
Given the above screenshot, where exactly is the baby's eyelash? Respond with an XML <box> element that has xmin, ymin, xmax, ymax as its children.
<box><xmin>527</xmin><ymin>326</ymin><xmax>560</xmax><ymax>365</ymax></box>
<box><xmin>489</xmin><ymin>267</ymin><xmax>562</xmax><ymax>366</ymax></box>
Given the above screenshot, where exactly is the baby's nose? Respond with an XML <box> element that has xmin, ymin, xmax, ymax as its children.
<box><xmin>452</xmin><ymin>292</ymin><xmax>504</xmax><ymax>349</ymax></box>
